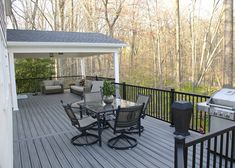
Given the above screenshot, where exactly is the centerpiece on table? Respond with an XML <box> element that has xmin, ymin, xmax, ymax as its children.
<box><xmin>102</xmin><ymin>80</ymin><xmax>115</xmax><ymax>104</ymax></box>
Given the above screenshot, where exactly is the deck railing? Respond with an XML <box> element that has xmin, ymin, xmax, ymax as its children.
<box><xmin>115</xmin><ymin>82</ymin><xmax>210</xmax><ymax>133</ymax></box>
<box><xmin>16</xmin><ymin>75</ymin><xmax>210</xmax><ymax>133</ymax></box>
<box><xmin>174</xmin><ymin>125</ymin><xmax>235</xmax><ymax>168</ymax></box>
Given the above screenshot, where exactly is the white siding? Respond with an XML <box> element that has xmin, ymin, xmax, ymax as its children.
<box><xmin>0</xmin><ymin>0</ymin><xmax>13</xmax><ymax>167</ymax></box>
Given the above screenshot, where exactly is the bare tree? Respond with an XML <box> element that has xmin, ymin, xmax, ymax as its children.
<box><xmin>102</xmin><ymin>0</ymin><xmax>124</xmax><ymax>37</ymax></box>
<box><xmin>58</xmin><ymin>0</ymin><xmax>65</xmax><ymax>31</ymax></box>
<box><xmin>175</xmin><ymin>0</ymin><xmax>181</xmax><ymax>88</ymax></box>
<box><xmin>31</xmin><ymin>0</ymin><xmax>39</xmax><ymax>29</ymax></box>
<box><xmin>223</xmin><ymin>0</ymin><xmax>233</xmax><ymax>87</ymax></box>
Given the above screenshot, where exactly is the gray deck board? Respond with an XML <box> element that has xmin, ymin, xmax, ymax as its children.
<box><xmin>27</xmin><ymin>140</ymin><xmax>42</xmax><ymax>168</ymax></box>
<box><xmin>14</xmin><ymin>92</ymin><xmax>213</xmax><ymax>168</ymax></box>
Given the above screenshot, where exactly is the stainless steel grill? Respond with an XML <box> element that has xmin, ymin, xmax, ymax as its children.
<box><xmin>197</xmin><ymin>88</ymin><xmax>235</xmax><ymax>159</ymax></box>
<box><xmin>197</xmin><ymin>88</ymin><xmax>235</xmax><ymax>121</ymax></box>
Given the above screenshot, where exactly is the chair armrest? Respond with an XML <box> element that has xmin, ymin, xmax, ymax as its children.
<box><xmin>60</xmin><ymin>84</ymin><xmax>64</xmax><ymax>91</ymax></box>
<box><xmin>41</xmin><ymin>85</ymin><xmax>46</xmax><ymax>94</ymax></box>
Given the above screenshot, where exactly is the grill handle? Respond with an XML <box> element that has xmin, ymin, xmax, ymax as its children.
<box><xmin>208</xmin><ymin>103</ymin><xmax>235</xmax><ymax>111</ymax></box>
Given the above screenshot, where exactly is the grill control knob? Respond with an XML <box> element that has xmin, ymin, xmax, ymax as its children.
<box><xmin>225</xmin><ymin>115</ymin><xmax>230</xmax><ymax>119</ymax></box>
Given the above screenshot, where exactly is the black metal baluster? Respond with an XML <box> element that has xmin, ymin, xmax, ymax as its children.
<box><xmin>230</xmin><ymin>130</ymin><xmax>235</xmax><ymax>168</ymax></box>
<box><xmin>200</xmin><ymin>141</ymin><xmax>204</xmax><ymax>168</ymax></box>
<box><xmin>219</xmin><ymin>134</ymin><xmax>223</xmax><ymax>168</ymax></box>
<box><xmin>192</xmin><ymin>144</ymin><xmax>196</xmax><ymax>168</ymax></box>
<box><xmin>195</xmin><ymin>99</ymin><xmax>199</xmax><ymax>133</ymax></box>
<box><xmin>167</xmin><ymin>92</ymin><xmax>170</xmax><ymax>121</ymax></box>
<box><xmin>157</xmin><ymin>90</ymin><xmax>160</xmax><ymax>118</ymax></box>
<box><xmin>207</xmin><ymin>139</ymin><xmax>211</xmax><ymax>168</ymax></box>
<box><xmin>213</xmin><ymin>136</ymin><xmax>217</xmax><ymax>168</ymax></box>
<box><xmin>160</xmin><ymin>91</ymin><xmax>162</xmax><ymax>118</ymax></box>
<box><xmin>225</xmin><ymin>132</ymin><xmax>229</xmax><ymax>168</ymax></box>
<box><xmin>163</xmin><ymin>91</ymin><xmax>166</xmax><ymax>120</ymax></box>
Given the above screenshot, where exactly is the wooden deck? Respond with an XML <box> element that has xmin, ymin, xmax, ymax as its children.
<box><xmin>14</xmin><ymin>91</ymin><xmax>202</xmax><ymax>168</ymax></box>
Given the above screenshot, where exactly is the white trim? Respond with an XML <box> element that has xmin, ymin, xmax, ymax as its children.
<box><xmin>80</xmin><ymin>58</ymin><xmax>86</xmax><ymax>78</ymax></box>
<box><xmin>8</xmin><ymin>41</ymin><xmax>126</xmax><ymax>48</ymax></box>
<box><xmin>7</xmin><ymin>41</ymin><xmax>126</xmax><ymax>55</ymax></box>
<box><xmin>8</xmin><ymin>46</ymin><xmax>120</xmax><ymax>54</ymax></box>
<box><xmin>114</xmin><ymin>52</ymin><xmax>120</xmax><ymax>83</ymax></box>
<box><xmin>8</xmin><ymin>52</ymin><xmax>18</xmax><ymax>111</ymax></box>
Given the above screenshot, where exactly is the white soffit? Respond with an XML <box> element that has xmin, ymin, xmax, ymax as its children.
<box><xmin>7</xmin><ymin>29</ymin><xmax>126</xmax><ymax>58</ymax></box>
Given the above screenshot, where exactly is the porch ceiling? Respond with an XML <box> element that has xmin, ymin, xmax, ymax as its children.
<box><xmin>7</xmin><ymin>29</ymin><xmax>126</xmax><ymax>58</ymax></box>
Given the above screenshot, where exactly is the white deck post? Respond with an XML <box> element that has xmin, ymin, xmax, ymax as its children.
<box><xmin>80</xmin><ymin>58</ymin><xmax>86</xmax><ymax>79</ymax></box>
<box><xmin>9</xmin><ymin>52</ymin><xmax>18</xmax><ymax>111</ymax></box>
<box><xmin>114</xmin><ymin>51</ymin><xmax>120</xmax><ymax>97</ymax></box>
<box><xmin>114</xmin><ymin>52</ymin><xmax>120</xmax><ymax>83</ymax></box>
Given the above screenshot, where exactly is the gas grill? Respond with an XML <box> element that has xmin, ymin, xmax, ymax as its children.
<box><xmin>197</xmin><ymin>88</ymin><xmax>235</xmax><ymax>120</ymax></box>
<box><xmin>197</xmin><ymin>88</ymin><xmax>235</xmax><ymax>159</ymax></box>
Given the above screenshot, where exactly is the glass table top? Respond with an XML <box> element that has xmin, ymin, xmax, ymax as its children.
<box><xmin>78</xmin><ymin>99</ymin><xmax>138</xmax><ymax>113</ymax></box>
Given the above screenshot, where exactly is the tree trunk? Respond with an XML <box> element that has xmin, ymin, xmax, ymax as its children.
<box><xmin>223</xmin><ymin>0</ymin><xmax>233</xmax><ymax>87</ymax></box>
<box><xmin>59</xmin><ymin>0</ymin><xmax>65</xmax><ymax>31</ymax></box>
<box><xmin>31</xmin><ymin>0</ymin><xmax>39</xmax><ymax>30</ymax></box>
<box><xmin>175</xmin><ymin>0</ymin><xmax>181</xmax><ymax>88</ymax></box>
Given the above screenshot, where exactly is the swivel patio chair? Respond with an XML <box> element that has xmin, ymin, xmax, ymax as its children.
<box><xmin>84</xmin><ymin>92</ymin><xmax>102</xmax><ymax>103</ymax></box>
<box><xmin>90</xmin><ymin>81</ymin><xmax>104</xmax><ymax>93</ymax></box>
<box><xmin>128</xmin><ymin>94</ymin><xmax>151</xmax><ymax>133</ymax></box>
<box><xmin>62</xmin><ymin>103</ymin><xmax>99</xmax><ymax>146</ymax></box>
<box><xmin>70</xmin><ymin>91</ymin><xmax>102</xmax><ymax>116</ymax></box>
<box><xmin>107</xmin><ymin>104</ymin><xmax>144</xmax><ymax>150</ymax></box>
<box><xmin>84</xmin><ymin>92</ymin><xmax>110</xmax><ymax>129</ymax></box>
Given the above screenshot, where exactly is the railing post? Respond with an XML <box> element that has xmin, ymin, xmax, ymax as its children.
<box><xmin>170</xmin><ymin>88</ymin><xmax>175</xmax><ymax>126</ymax></box>
<box><xmin>122</xmin><ymin>82</ymin><xmax>126</xmax><ymax>100</ymax></box>
<box><xmin>175</xmin><ymin>136</ymin><xmax>187</xmax><ymax>168</ymax></box>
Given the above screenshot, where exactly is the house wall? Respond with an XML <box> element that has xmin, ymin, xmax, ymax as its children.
<box><xmin>0</xmin><ymin>0</ymin><xmax>13</xmax><ymax>167</ymax></box>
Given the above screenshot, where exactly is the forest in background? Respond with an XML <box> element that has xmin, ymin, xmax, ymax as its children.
<box><xmin>9</xmin><ymin>0</ymin><xmax>234</xmax><ymax>95</ymax></box>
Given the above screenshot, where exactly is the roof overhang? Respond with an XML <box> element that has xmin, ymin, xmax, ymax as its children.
<box><xmin>7</xmin><ymin>29</ymin><xmax>127</xmax><ymax>58</ymax></box>
<box><xmin>8</xmin><ymin>41</ymin><xmax>126</xmax><ymax>58</ymax></box>
<box><xmin>8</xmin><ymin>42</ymin><xmax>125</xmax><ymax>56</ymax></box>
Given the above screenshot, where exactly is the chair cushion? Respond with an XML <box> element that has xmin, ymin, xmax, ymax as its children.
<box><xmin>54</xmin><ymin>80</ymin><xmax>60</xmax><ymax>85</ymax></box>
<box><xmin>79</xmin><ymin>116</ymin><xmax>97</xmax><ymax>128</ymax></box>
<box><xmin>43</xmin><ymin>80</ymin><xmax>54</xmax><ymax>86</ymax></box>
<box><xmin>70</xmin><ymin>85</ymin><xmax>84</xmax><ymax>92</ymax></box>
<box><xmin>45</xmin><ymin>85</ymin><xmax>61</xmax><ymax>90</ymax></box>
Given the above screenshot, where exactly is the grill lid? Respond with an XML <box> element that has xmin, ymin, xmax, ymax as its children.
<box><xmin>208</xmin><ymin>88</ymin><xmax>235</xmax><ymax>109</ymax></box>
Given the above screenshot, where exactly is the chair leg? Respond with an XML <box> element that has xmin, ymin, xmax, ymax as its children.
<box><xmin>71</xmin><ymin>131</ymin><xmax>98</xmax><ymax>146</ymax></box>
<box><xmin>107</xmin><ymin>133</ymin><xmax>137</xmax><ymax>150</ymax></box>
<box><xmin>126</xmin><ymin>125</ymin><xmax>144</xmax><ymax>134</ymax></box>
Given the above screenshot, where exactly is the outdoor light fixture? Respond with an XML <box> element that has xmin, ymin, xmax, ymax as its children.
<box><xmin>49</xmin><ymin>53</ymin><xmax>54</xmax><ymax>57</ymax></box>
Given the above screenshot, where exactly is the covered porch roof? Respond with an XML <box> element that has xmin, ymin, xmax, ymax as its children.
<box><xmin>7</xmin><ymin>29</ymin><xmax>126</xmax><ymax>57</ymax></box>
<box><xmin>7</xmin><ymin>29</ymin><xmax>126</xmax><ymax>111</ymax></box>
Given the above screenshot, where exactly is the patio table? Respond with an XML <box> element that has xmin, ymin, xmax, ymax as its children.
<box><xmin>78</xmin><ymin>98</ymin><xmax>138</xmax><ymax>146</ymax></box>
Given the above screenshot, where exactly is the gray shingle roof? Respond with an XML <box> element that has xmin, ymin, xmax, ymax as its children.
<box><xmin>7</xmin><ymin>29</ymin><xmax>125</xmax><ymax>44</ymax></box>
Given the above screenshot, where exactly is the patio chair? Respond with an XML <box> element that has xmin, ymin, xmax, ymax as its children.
<box><xmin>84</xmin><ymin>92</ymin><xmax>110</xmax><ymax>129</ymax></box>
<box><xmin>107</xmin><ymin>104</ymin><xmax>144</xmax><ymax>150</ymax></box>
<box><xmin>84</xmin><ymin>92</ymin><xmax>102</xmax><ymax>103</ymax></box>
<box><xmin>70</xmin><ymin>91</ymin><xmax>102</xmax><ymax>114</ymax></box>
<box><xmin>61</xmin><ymin>103</ymin><xmax>99</xmax><ymax>146</ymax></box>
<box><xmin>126</xmin><ymin>94</ymin><xmax>151</xmax><ymax>133</ymax></box>
<box><xmin>91</xmin><ymin>81</ymin><xmax>104</xmax><ymax>93</ymax></box>
<box><xmin>70</xmin><ymin>80</ymin><xmax>103</xmax><ymax>98</ymax></box>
